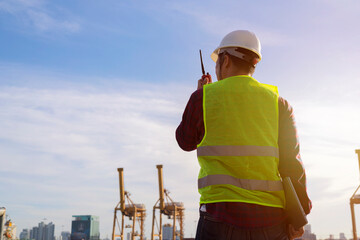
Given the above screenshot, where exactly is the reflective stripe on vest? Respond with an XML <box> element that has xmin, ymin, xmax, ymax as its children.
<box><xmin>198</xmin><ymin>174</ymin><xmax>283</xmax><ymax>191</ymax></box>
<box><xmin>197</xmin><ymin>145</ymin><xmax>279</xmax><ymax>158</ymax></box>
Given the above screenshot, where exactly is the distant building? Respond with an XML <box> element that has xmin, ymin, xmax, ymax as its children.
<box><xmin>71</xmin><ymin>216</ymin><xmax>99</xmax><ymax>240</ymax></box>
<box><xmin>28</xmin><ymin>222</ymin><xmax>54</xmax><ymax>240</ymax></box>
<box><xmin>30</xmin><ymin>226</ymin><xmax>38</xmax><ymax>240</ymax></box>
<box><xmin>38</xmin><ymin>222</ymin><xmax>45</xmax><ymax>240</ymax></box>
<box><xmin>296</xmin><ymin>224</ymin><xmax>316</xmax><ymax>240</ymax></box>
<box><xmin>20</xmin><ymin>229</ymin><xmax>30</xmax><ymax>240</ymax></box>
<box><xmin>304</xmin><ymin>225</ymin><xmax>311</xmax><ymax>235</ymax></box>
<box><xmin>339</xmin><ymin>232</ymin><xmax>346</xmax><ymax>240</ymax></box>
<box><xmin>45</xmin><ymin>223</ymin><xmax>55</xmax><ymax>240</ymax></box>
<box><xmin>162</xmin><ymin>224</ymin><xmax>179</xmax><ymax>240</ymax></box>
<box><xmin>60</xmin><ymin>232</ymin><xmax>71</xmax><ymax>240</ymax></box>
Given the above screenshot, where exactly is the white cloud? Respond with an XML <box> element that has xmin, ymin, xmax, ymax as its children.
<box><xmin>0</xmin><ymin>0</ymin><xmax>80</xmax><ymax>33</ymax></box>
<box><xmin>0</xmin><ymin>70</ymin><xmax>199</xmax><ymax>238</ymax></box>
<box><xmin>0</xmin><ymin>0</ymin><xmax>42</xmax><ymax>13</ymax></box>
<box><xmin>26</xmin><ymin>9</ymin><xmax>80</xmax><ymax>32</ymax></box>
<box><xmin>166</xmin><ymin>1</ymin><xmax>292</xmax><ymax>47</ymax></box>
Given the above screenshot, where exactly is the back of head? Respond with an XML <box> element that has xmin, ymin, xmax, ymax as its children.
<box><xmin>221</xmin><ymin>47</ymin><xmax>259</xmax><ymax>74</ymax></box>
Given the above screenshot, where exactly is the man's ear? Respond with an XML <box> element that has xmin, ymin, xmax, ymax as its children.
<box><xmin>223</xmin><ymin>54</ymin><xmax>231</xmax><ymax>68</ymax></box>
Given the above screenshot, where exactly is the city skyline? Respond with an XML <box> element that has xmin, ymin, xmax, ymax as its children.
<box><xmin>1</xmin><ymin>0</ymin><xmax>360</xmax><ymax>238</ymax></box>
<box><xmin>14</xmin><ymin>220</ymin><xmax>358</xmax><ymax>240</ymax></box>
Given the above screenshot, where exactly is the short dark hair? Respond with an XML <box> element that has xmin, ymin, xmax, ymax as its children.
<box><xmin>219</xmin><ymin>48</ymin><xmax>258</xmax><ymax>74</ymax></box>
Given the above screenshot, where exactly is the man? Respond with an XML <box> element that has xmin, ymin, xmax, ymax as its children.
<box><xmin>176</xmin><ymin>30</ymin><xmax>311</xmax><ymax>240</ymax></box>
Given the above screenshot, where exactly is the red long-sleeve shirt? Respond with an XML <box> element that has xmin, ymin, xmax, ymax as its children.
<box><xmin>176</xmin><ymin>88</ymin><xmax>311</xmax><ymax>228</ymax></box>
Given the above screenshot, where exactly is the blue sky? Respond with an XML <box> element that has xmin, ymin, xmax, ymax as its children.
<box><xmin>1</xmin><ymin>0</ymin><xmax>360</xmax><ymax>239</ymax></box>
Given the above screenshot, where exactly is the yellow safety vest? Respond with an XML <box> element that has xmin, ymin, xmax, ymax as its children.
<box><xmin>197</xmin><ymin>75</ymin><xmax>285</xmax><ymax>208</ymax></box>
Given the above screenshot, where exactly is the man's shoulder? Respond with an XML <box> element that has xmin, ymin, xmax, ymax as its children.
<box><xmin>190</xmin><ymin>88</ymin><xmax>203</xmax><ymax>101</ymax></box>
<box><xmin>278</xmin><ymin>96</ymin><xmax>295</xmax><ymax>122</ymax></box>
<box><xmin>278</xmin><ymin>96</ymin><xmax>293</xmax><ymax>112</ymax></box>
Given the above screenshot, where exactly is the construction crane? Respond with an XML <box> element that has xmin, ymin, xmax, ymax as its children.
<box><xmin>3</xmin><ymin>219</ymin><xmax>16</xmax><ymax>240</ymax></box>
<box><xmin>350</xmin><ymin>149</ymin><xmax>360</xmax><ymax>240</ymax></box>
<box><xmin>0</xmin><ymin>209</ymin><xmax>16</xmax><ymax>240</ymax></box>
<box><xmin>0</xmin><ymin>208</ymin><xmax>5</xmax><ymax>240</ymax></box>
<box><xmin>151</xmin><ymin>165</ymin><xmax>184</xmax><ymax>240</ymax></box>
<box><xmin>112</xmin><ymin>168</ymin><xmax>146</xmax><ymax>240</ymax></box>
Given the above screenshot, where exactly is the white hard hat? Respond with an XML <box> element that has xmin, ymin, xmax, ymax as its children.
<box><xmin>211</xmin><ymin>30</ymin><xmax>262</xmax><ymax>63</ymax></box>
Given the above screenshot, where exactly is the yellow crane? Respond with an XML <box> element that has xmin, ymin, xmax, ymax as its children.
<box><xmin>350</xmin><ymin>149</ymin><xmax>360</xmax><ymax>240</ymax></box>
<box><xmin>0</xmin><ymin>209</ymin><xmax>16</xmax><ymax>240</ymax></box>
<box><xmin>112</xmin><ymin>168</ymin><xmax>146</xmax><ymax>240</ymax></box>
<box><xmin>0</xmin><ymin>208</ymin><xmax>6</xmax><ymax>240</ymax></box>
<box><xmin>151</xmin><ymin>165</ymin><xmax>184</xmax><ymax>240</ymax></box>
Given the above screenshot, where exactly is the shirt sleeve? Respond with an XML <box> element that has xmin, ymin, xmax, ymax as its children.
<box><xmin>278</xmin><ymin>96</ymin><xmax>312</xmax><ymax>214</ymax></box>
<box><xmin>175</xmin><ymin>89</ymin><xmax>204</xmax><ymax>151</ymax></box>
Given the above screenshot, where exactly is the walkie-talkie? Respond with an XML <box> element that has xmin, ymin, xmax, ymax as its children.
<box><xmin>199</xmin><ymin>49</ymin><xmax>208</xmax><ymax>76</ymax></box>
<box><xmin>199</xmin><ymin>50</ymin><xmax>211</xmax><ymax>87</ymax></box>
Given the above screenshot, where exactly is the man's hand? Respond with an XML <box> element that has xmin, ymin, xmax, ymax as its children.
<box><xmin>197</xmin><ymin>74</ymin><xmax>212</xmax><ymax>90</ymax></box>
<box><xmin>288</xmin><ymin>225</ymin><xmax>304</xmax><ymax>240</ymax></box>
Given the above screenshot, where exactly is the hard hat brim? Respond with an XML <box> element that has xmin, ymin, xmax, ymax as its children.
<box><xmin>211</xmin><ymin>50</ymin><xmax>219</xmax><ymax>62</ymax></box>
<box><xmin>211</xmin><ymin>46</ymin><xmax>262</xmax><ymax>63</ymax></box>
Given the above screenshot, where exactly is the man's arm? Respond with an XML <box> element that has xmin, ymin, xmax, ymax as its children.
<box><xmin>176</xmin><ymin>89</ymin><xmax>204</xmax><ymax>151</ymax></box>
<box><xmin>278</xmin><ymin>97</ymin><xmax>312</xmax><ymax>214</ymax></box>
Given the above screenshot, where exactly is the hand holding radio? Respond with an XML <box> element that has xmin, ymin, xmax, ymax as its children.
<box><xmin>198</xmin><ymin>50</ymin><xmax>212</xmax><ymax>90</ymax></box>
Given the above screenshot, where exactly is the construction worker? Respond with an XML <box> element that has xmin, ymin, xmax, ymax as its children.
<box><xmin>176</xmin><ymin>30</ymin><xmax>311</xmax><ymax>240</ymax></box>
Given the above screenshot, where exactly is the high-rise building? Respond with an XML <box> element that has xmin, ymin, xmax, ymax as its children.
<box><xmin>304</xmin><ymin>225</ymin><xmax>311</xmax><ymax>234</ymax></box>
<box><xmin>44</xmin><ymin>223</ymin><xmax>55</xmax><ymax>240</ymax></box>
<box><xmin>339</xmin><ymin>232</ymin><xmax>346</xmax><ymax>240</ymax></box>
<box><xmin>300</xmin><ymin>224</ymin><xmax>316</xmax><ymax>240</ymax></box>
<box><xmin>162</xmin><ymin>224</ymin><xmax>179</xmax><ymax>240</ymax></box>
<box><xmin>30</xmin><ymin>226</ymin><xmax>39</xmax><ymax>240</ymax></box>
<box><xmin>20</xmin><ymin>229</ymin><xmax>30</xmax><ymax>240</ymax></box>
<box><xmin>70</xmin><ymin>216</ymin><xmax>99</xmax><ymax>240</ymax></box>
<box><xmin>28</xmin><ymin>222</ymin><xmax>54</xmax><ymax>240</ymax></box>
<box><xmin>60</xmin><ymin>232</ymin><xmax>71</xmax><ymax>240</ymax></box>
<box><xmin>38</xmin><ymin>222</ymin><xmax>45</xmax><ymax>240</ymax></box>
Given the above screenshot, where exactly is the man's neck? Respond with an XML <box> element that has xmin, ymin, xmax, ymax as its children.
<box><xmin>222</xmin><ymin>72</ymin><xmax>252</xmax><ymax>80</ymax></box>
